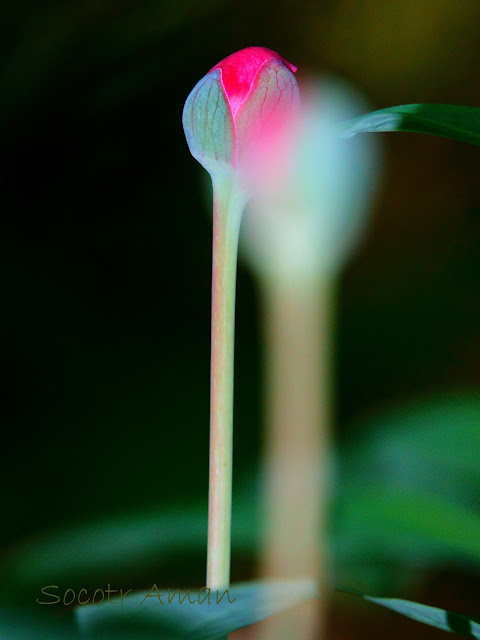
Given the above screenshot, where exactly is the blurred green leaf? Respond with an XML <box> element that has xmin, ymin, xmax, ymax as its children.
<box><xmin>0</xmin><ymin>606</ymin><xmax>193</xmax><ymax>640</ymax></box>
<box><xmin>2</xmin><ymin>505</ymin><xmax>209</xmax><ymax>592</ymax></box>
<box><xmin>335</xmin><ymin>393</ymin><xmax>480</xmax><ymax>586</ymax></box>
<box><xmin>343</xmin><ymin>591</ymin><xmax>480</xmax><ymax>639</ymax></box>
<box><xmin>3</xmin><ymin>491</ymin><xmax>257</xmax><ymax>597</ymax></box>
<box><xmin>340</xmin><ymin>104</ymin><xmax>480</xmax><ymax>144</ymax></box>
<box><xmin>75</xmin><ymin>579</ymin><xmax>317</xmax><ymax>640</ymax></box>
<box><xmin>0</xmin><ymin>606</ymin><xmax>107</xmax><ymax>640</ymax></box>
<box><xmin>342</xmin><ymin>393</ymin><xmax>480</xmax><ymax>480</ymax></box>
<box><xmin>6</xmin><ymin>393</ymin><xmax>480</xmax><ymax>596</ymax></box>
<box><xmin>336</xmin><ymin>484</ymin><xmax>480</xmax><ymax>567</ymax></box>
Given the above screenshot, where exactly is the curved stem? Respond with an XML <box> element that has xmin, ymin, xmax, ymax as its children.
<box><xmin>207</xmin><ymin>177</ymin><xmax>246</xmax><ymax>590</ymax></box>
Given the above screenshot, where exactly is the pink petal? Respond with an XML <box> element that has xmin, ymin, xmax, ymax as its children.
<box><xmin>209</xmin><ymin>46</ymin><xmax>297</xmax><ymax>116</ymax></box>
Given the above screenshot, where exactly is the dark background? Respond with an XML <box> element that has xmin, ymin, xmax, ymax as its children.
<box><xmin>1</xmin><ymin>0</ymin><xmax>480</xmax><ymax>636</ymax></box>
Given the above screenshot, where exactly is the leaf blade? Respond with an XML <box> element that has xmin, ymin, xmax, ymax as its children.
<box><xmin>350</xmin><ymin>592</ymin><xmax>480</xmax><ymax>639</ymax></box>
<box><xmin>75</xmin><ymin>579</ymin><xmax>318</xmax><ymax>640</ymax></box>
<box><xmin>339</xmin><ymin>104</ymin><xmax>480</xmax><ymax>145</ymax></box>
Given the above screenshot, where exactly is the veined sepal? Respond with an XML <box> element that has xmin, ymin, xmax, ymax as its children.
<box><xmin>182</xmin><ymin>69</ymin><xmax>237</xmax><ymax>177</ymax></box>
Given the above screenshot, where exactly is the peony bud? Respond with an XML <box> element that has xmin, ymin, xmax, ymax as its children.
<box><xmin>182</xmin><ymin>47</ymin><xmax>300</xmax><ymax>181</ymax></box>
<box><xmin>182</xmin><ymin>48</ymin><xmax>300</xmax><ymax>594</ymax></box>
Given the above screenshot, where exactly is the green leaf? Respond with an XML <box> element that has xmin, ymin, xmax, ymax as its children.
<box><xmin>75</xmin><ymin>579</ymin><xmax>317</xmax><ymax>640</ymax></box>
<box><xmin>342</xmin><ymin>393</ymin><xmax>480</xmax><ymax>480</ymax></box>
<box><xmin>7</xmin><ymin>395</ymin><xmax>480</xmax><ymax>598</ymax></box>
<box><xmin>3</xmin><ymin>489</ymin><xmax>259</xmax><ymax>598</ymax></box>
<box><xmin>343</xmin><ymin>590</ymin><xmax>480</xmax><ymax>639</ymax></box>
<box><xmin>339</xmin><ymin>104</ymin><xmax>480</xmax><ymax>145</ymax></box>
<box><xmin>3</xmin><ymin>505</ymin><xmax>208</xmax><ymax>593</ymax></box>
<box><xmin>0</xmin><ymin>606</ymin><xmax>108</xmax><ymax>640</ymax></box>
<box><xmin>334</xmin><ymin>393</ymin><xmax>480</xmax><ymax>587</ymax></box>
<box><xmin>336</xmin><ymin>485</ymin><xmax>480</xmax><ymax>565</ymax></box>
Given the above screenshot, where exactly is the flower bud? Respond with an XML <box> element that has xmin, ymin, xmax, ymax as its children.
<box><xmin>182</xmin><ymin>47</ymin><xmax>300</xmax><ymax>180</ymax></box>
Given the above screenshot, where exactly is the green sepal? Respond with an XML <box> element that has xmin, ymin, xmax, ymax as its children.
<box><xmin>182</xmin><ymin>69</ymin><xmax>236</xmax><ymax>175</ymax></box>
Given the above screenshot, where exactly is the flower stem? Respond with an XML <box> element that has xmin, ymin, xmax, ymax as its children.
<box><xmin>259</xmin><ymin>273</ymin><xmax>335</xmax><ymax>640</ymax></box>
<box><xmin>207</xmin><ymin>177</ymin><xmax>246</xmax><ymax>590</ymax></box>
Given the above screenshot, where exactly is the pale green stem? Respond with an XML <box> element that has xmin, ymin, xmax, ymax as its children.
<box><xmin>207</xmin><ymin>176</ymin><xmax>246</xmax><ymax>590</ymax></box>
<box><xmin>258</xmin><ymin>272</ymin><xmax>335</xmax><ymax>640</ymax></box>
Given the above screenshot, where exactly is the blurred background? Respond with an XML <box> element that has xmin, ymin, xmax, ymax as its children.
<box><xmin>1</xmin><ymin>0</ymin><xmax>480</xmax><ymax>637</ymax></box>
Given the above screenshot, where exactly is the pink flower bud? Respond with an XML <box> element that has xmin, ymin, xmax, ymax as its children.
<box><xmin>208</xmin><ymin>47</ymin><xmax>297</xmax><ymax>117</ymax></box>
<box><xmin>183</xmin><ymin>47</ymin><xmax>300</xmax><ymax>178</ymax></box>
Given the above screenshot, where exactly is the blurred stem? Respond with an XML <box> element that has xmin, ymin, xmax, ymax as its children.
<box><xmin>207</xmin><ymin>176</ymin><xmax>246</xmax><ymax>591</ymax></box>
<box><xmin>259</xmin><ymin>273</ymin><xmax>335</xmax><ymax>640</ymax></box>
